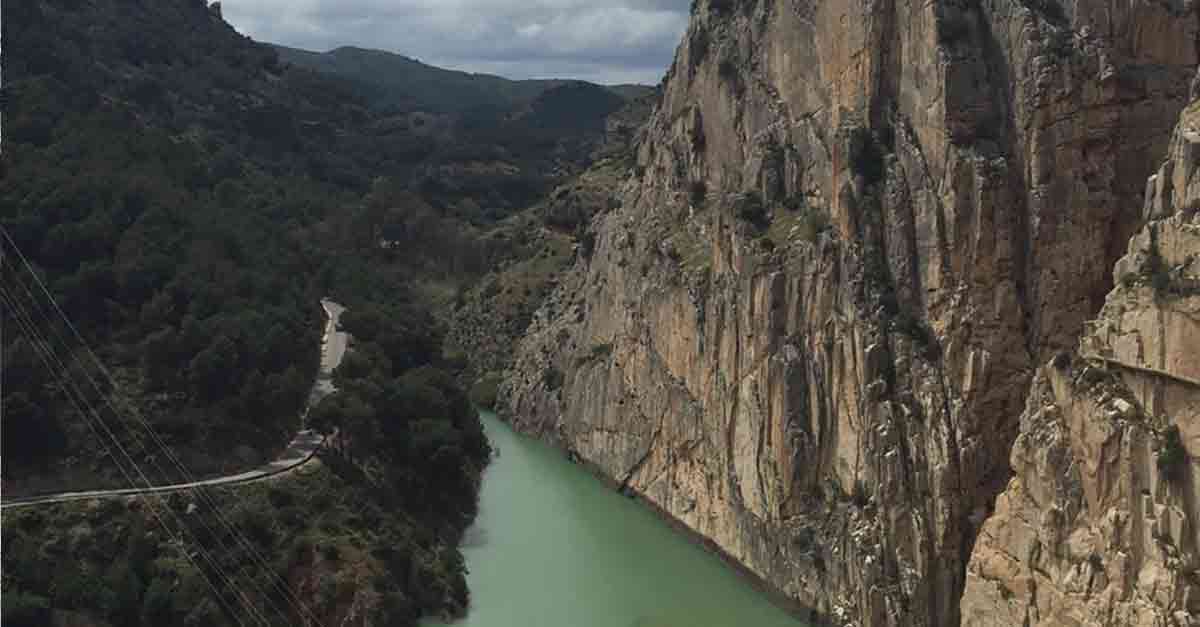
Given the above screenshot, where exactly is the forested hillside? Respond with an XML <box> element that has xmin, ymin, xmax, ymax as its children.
<box><xmin>272</xmin><ymin>44</ymin><xmax>569</xmax><ymax>113</ymax></box>
<box><xmin>0</xmin><ymin>0</ymin><xmax>634</xmax><ymax>488</ymax></box>
<box><xmin>273</xmin><ymin>44</ymin><xmax>651</xmax><ymax>115</ymax></box>
<box><xmin>0</xmin><ymin>0</ymin><xmax>498</xmax><ymax>624</ymax></box>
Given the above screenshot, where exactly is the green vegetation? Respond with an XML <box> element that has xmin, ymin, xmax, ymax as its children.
<box><xmin>765</xmin><ymin>203</ymin><xmax>831</xmax><ymax>250</ymax></box>
<box><xmin>666</xmin><ymin>226</ymin><xmax>713</xmax><ymax>275</ymax></box>
<box><xmin>1137</xmin><ymin>234</ymin><xmax>1194</xmax><ymax>300</ymax></box>
<box><xmin>2</xmin><ymin>0</ymin><xmax>514</xmax><ymax>624</ymax></box>
<box><xmin>718</xmin><ymin>58</ymin><xmax>743</xmax><ymax>92</ymax></box>
<box><xmin>469</xmin><ymin>372</ymin><xmax>504</xmax><ymax>410</ymax></box>
<box><xmin>1158</xmin><ymin>425</ymin><xmax>1189</xmax><ymax>483</ymax></box>
<box><xmin>274</xmin><ymin>45</ymin><xmax>649</xmax><ymax>115</ymax></box>
<box><xmin>1</xmin><ymin>0</ymin><xmax>621</xmax><ymax>488</ymax></box>
<box><xmin>2</xmin><ymin>0</ymin><xmax>345</xmax><ymax>484</ymax></box>
<box><xmin>849</xmin><ymin>126</ymin><xmax>887</xmax><ymax>186</ymax></box>
<box><xmin>1</xmin><ymin>461</ymin><xmax>480</xmax><ymax>626</ymax></box>
<box><xmin>544</xmin><ymin>366</ymin><xmax>567</xmax><ymax>391</ymax></box>
<box><xmin>690</xmin><ymin>180</ymin><xmax>709</xmax><ymax>207</ymax></box>
<box><xmin>1145</xmin><ymin>244</ymin><xmax>1173</xmax><ymax>295</ymax></box>
<box><xmin>575</xmin><ymin>343</ymin><xmax>614</xmax><ymax>368</ymax></box>
<box><xmin>311</xmin><ymin>344</ymin><xmax>489</xmax><ymax>526</ymax></box>
<box><xmin>734</xmin><ymin>191</ymin><xmax>770</xmax><ymax>231</ymax></box>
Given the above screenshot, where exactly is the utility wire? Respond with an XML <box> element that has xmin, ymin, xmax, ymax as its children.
<box><xmin>0</xmin><ymin>226</ymin><xmax>328</xmax><ymax>626</ymax></box>
<box><xmin>0</xmin><ymin>284</ymin><xmax>262</xmax><ymax>627</ymax></box>
<box><xmin>0</xmin><ymin>239</ymin><xmax>311</xmax><ymax>624</ymax></box>
<box><xmin>0</xmin><ymin>274</ymin><xmax>280</xmax><ymax>627</ymax></box>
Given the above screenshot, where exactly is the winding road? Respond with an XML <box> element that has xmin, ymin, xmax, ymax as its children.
<box><xmin>0</xmin><ymin>299</ymin><xmax>350</xmax><ymax>510</ymax></box>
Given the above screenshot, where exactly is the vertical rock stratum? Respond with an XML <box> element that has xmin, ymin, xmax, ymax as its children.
<box><xmin>500</xmin><ymin>1</ymin><xmax>1200</xmax><ymax>625</ymax></box>
<box><xmin>961</xmin><ymin>75</ymin><xmax>1200</xmax><ymax>626</ymax></box>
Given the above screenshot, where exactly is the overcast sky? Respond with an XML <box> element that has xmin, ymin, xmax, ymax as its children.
<box><xmin>223</xmin><ymin>1</ymin><xmax>692</xmax><ymax>85</ymax></box>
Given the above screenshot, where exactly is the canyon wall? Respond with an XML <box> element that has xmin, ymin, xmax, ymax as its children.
<box><xmin>961</xmin><ymin>81</ymin><xmax>1200</xmax><ymax>626</ymax></box>
<box><xmin>501</xmin><ymin>1</ymin><xmax>1198</xmax><ymax>625</ymax></box>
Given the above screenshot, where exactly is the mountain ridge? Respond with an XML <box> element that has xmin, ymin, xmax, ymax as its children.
<box><xmin>271</xmin><ymin>43</ymin><xmax>654</xmax><ymax>113</ymax></box>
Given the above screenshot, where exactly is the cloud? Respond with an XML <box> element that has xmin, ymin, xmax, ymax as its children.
<box><xmin>221</xmin><ymin>0</ymin><xmax>691</xmax><ymax>84</ymax></box>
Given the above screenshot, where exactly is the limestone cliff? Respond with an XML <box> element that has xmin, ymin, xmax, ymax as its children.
<box><xmin>501</xmin><ymin>1</ymin><xmax>1198</xmax><ymax>625</ymax></box>
<box><xmin>961</xmin><ymin>78</ymin><xmax>1200</xmax><ymax>627</ymax></box>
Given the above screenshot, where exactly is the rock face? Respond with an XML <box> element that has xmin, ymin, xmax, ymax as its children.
<box><xmin>961</xmin><ymin>78</ymin><xmax>1200</xmax><ymax>627</ymax></box>
<box><xmin>501</xmin><ymin>1</ymin><xmax>1198</xmax><ymax>625</ymax></box>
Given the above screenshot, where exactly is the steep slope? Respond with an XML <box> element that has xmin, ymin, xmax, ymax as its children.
<box><xmin>962</xmin><ymin>74</ymin><xmax>1200</xmax><ymax>627</ymax></box>
<box><xmin>448</xmin><ymin>90</ymin><xmax>657</xmax><ymax>385</ymax></box>
<box><xmin>2</xmin><ymin>1</ymin><xmax>490</xmax><ymax>625</ymax></box>
<box><xmin>501</xmin><ymin>1</ymin><xmax>1198</xmax><ymax>625</ymax></box>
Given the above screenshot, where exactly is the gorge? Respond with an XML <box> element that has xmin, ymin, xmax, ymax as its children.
<box><xmin>498</xmin><ymin>1</ymin><xmax>1200</xmax><ymax>625</ymax></box>
<box><xmin>5</xmin><ymin>1</ymin><xmax>1200</xmax><ymax>626</ymax></box>
<box><xmin>431</xmin><ymin>412</ymin><xmax>805</xmax><ymax>627</ymax></box>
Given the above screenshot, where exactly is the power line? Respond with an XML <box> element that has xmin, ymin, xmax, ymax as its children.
<box><xmin>0</xmin><ymin>284</ymin><xmax>261</xmax><ymax>627</ymax></box>
<box><xmin>1</xmin><ymin>225</ymin><xmax>330</xmax><ymax>626</ymax></box>
<box><xmin>0</xmin><ymin>272</ymin><xmax>282</xmax><ymax>626</ymax></box>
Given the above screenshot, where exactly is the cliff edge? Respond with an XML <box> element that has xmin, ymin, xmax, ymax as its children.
<box><xmin>501</xmin><ymin>1</ymin><xmax>1198</xmax><ymax>625</ymax></box>
<box><xmin>962</xmin><ymin>70</ymin><xmax>1200</xmax><ymax>627</ymax></box>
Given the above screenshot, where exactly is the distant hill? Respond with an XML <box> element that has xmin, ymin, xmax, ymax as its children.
<box><xmin>271</xmin><ymin>44</ymin><xmax>653</xmax><ymax>113</ymax></box>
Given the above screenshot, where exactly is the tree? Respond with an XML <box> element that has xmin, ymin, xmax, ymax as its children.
<box><xmin>1</xmin><ymin>590</ymin><xmax>51</xmax><ymax>627</ymax></box>
<box><xmin>188</xmin><ymin>335</ymin><xmax>239</xmax><ymax>401</ymax></box>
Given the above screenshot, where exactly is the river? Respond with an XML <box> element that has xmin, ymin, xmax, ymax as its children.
<box><xmin>436</xmin><ymin>411</ymin><xmax>809</xmax><ymax>627</ymax></box>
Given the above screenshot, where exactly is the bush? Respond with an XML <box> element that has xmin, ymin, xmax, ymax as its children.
<box><xmin>893</xmin><ymin>312</ymin><xmax>935</xmax><ymax>350</ymax></box>
<box><xmin>1141</xmin><ymin>234</ymin><xmax>1174</xmax><ymax>297</ymax></box>
<box><xmin>689</xmin><ymin>180</ymin><xmax>707</xmax><ymax>207</ymax></box>
<box><xmin>1158</xmin><ymin>425</ymin><xmax>1189</xmax><ymax>482</ymax></box>
<box><xmin>849</xmin><ymin>127</ymin><xmax>886</xmax><ymax>185</ymax></box>
<box><xmin>2</xmin><ymin>590</ymin><xmax>51</xmax><ymax>627</ymax></box>
<box><xmin>734</xmin><ymin>191</ymin><xmax>769</xmax><ymax>230</ymax></box>
<box><xmin>543</xmin><ymin>366</ymin><xmax>565</xmax><ymax>391</ymax></box>
<box><xmin>574</xmin><ymin>343</ymin><xmax>613</xmax><ymax>368</ymax></box>
<box><xmin>579</xmin><ymin>231</ymin><xmax>597</xmax><ymax>260</ymax></box>
<box><xmin>850</xmin><ymin>479</ymin><xmax>870</xmax><ymax>508</ymax></box>
<box><xmin>799</xmin><ymin>208</ymin><xmax>830</xmax><ymax>243</ymax></box>
<box><xmin>717</xmin><ymin>58</ymin><xmax>744</xmax><ymax>94</ymax></box>
<box><xmin>469</xmin><ymin>373</ymin><xmax>503</xmax><ymax>410</ymax></box>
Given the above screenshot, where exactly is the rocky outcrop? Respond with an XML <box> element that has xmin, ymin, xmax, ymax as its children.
<box><xmin>502</xmin><ymin>1</ymin><xmax>1198</xmax><ymax>626</ymax></box>
<box><xmin>961</xmin><ymin>79</ymin><xmax>1200</xmax><ymax>627</ymax></box>
<box><xmin>449</xmin><ymin>94</ymin><xmax>654</xmax><ymax>380</ymax></box>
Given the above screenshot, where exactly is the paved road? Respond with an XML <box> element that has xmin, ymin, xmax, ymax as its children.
<box><xmin>1</xmin><ymin>299</ymin><xmax>351</xmax><ymax>510</ymax></box>
<box><xmin>310</xmin><ymin>299</ymin><xmax>348</xmax><ymax>406</ymax></box>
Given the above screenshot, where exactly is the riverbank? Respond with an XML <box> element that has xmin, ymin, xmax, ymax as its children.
<box><xmin>444</xmin><ymin>412</ymin><xmax>809</xmax><ymax>627</ymax></box>
<box><xmin>492</xmin><ymin>412</ymin><xmax>829</xmax><ymax>626</ymax></box>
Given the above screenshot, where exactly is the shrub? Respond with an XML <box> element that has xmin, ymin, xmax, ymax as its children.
<box><xmin>894</xmin><ymin>312</ymin><xmax>935</xmax><ymax>350</ymax></box>
<box><xmin>850</xmin><ymin>479</ymin><xmax>870</xmax><ymax>507</ymax></box>
<box><xmin>849</xmin><ymin>127</ymin><xmax>886</xmax><ymax>185</ymax></box>
<box><xmin>799</xmin><ymin>208</ymin><xmax>831</xmax><ymax>243</ymax></box>
<box><xmin>718</xmin><ymin>58</ymin><xmax>745</xmax><ymax>94</ymax></box>
<box><xmin>2</xmin><ymin>590</ymin><xmax>51</xmax><ymax>627</ymax></box>
<box><xmin>1141</xmin><ymin>233</ymin><xmax>1174</xmax><ymax>297</ymax></box>
<box><xmin>1158</xmin><ymin>425</ymin><xmax>1189</xmax><ymax>482</ymax></box>
<box><xmin>543</xmin><ymin>366</ymin><xmax>565</xmax><ymax>391</ymax></box>
<box><xmin>734</xmin><ymin>191</ymin><xmax>769</xmax><ymax>230</ymax></box>
<box><xmin>689</xmin><ymin>180</ymin><xmax>708</xmax><ymax>207</ymax></box>
<box><xmin>469</xmin><ymin>373</ymin><xmax>503</xmax><ymax>410</ymax></box>
<box><xmin>575</xmin><ymin>343</ymin><xmax>613</xmax><ymax>368</ymax></box>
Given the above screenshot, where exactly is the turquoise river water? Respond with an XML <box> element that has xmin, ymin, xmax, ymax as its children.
<box><xmin>433</xmin><ymin>411</ymin><xmax>809</xmax><ymax>627</ymax></box>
